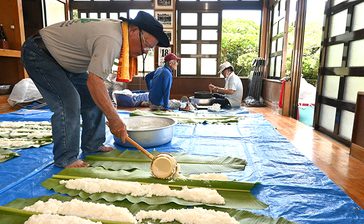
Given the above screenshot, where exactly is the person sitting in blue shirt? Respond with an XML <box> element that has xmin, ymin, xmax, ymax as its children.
<box><xmin>146</xmin><ymin>53</ymin><xmax>180</xmax><ymax>111</ymax></box>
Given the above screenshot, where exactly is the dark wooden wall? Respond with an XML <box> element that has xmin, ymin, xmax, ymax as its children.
<box><xmin>262</xmin><ymin>79</ymin><xmax>281</xmax><ymax>104</ymax></box>
<box><xmin>22</xmin><ymin>0</ymin><xmax>43</xmax><ymax>38</ymax></box>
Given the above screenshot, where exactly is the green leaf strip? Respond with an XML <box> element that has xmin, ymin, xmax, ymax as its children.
<box><xmin>0</xmin><ymin>206</ymin><xmax>36</xmax><ymax>217</ymax></box>
<box><xmin>86</xmin><ymin>156</ymin><xmax>151</xmax><ymax>162</ymax></box>
<box><xmin>87</xmin><ymin>155</ymin><xmax>246</xmax><ymax>166</ymax></box>
<box><xmin>41</xmin><ymin>168</ymin><xmax>267</xmax><ymax>210</ymax></box>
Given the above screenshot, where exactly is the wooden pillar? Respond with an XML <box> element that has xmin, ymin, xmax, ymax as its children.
<box><xmin>350</xmin><ymin>92</ymin><xmax>364</xmax><ymax>162</ymax></box>
<box><xmin>289</xmin><ymin>0</ymin><xmax>307</xmax><ymax>119</ymax></box>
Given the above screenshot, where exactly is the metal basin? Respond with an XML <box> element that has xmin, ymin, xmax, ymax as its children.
<box><xmin>0</xmin><ymin>85</ymin><xmax>12</xmax><ymax>95</ymax></box>
<box><xmin>194</xmin><ymin>91</ymin><xmax>212</xmax><ymax>99</ymax></box>
<box><xmin>189</xmin><ymin>96</ymin><xmax>214</xmax><ymax>106</ymax></box>
<box><xmin>113</xmin><ymin>116</ymin><xmax>177</xmax><ymax>148</ymax></box>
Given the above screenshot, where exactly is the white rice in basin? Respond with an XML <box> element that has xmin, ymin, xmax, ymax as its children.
<box><xmin>23</xmin><ymin>198</ymin><xmax>137</xmax><ymax>223</ymax></box>
<box><xmin>136</xmin><ymin>207</ymin><xmax>239</xmax><ymax>224</ymax></box>
<box><xmin>60</xmin><ymin>178</ymin><xmax>225</xmax><ymax>205</ymax></box>
<box><xmin>24</xmin><ymin>214</ymin><xmax>101</xmax><ymax>224</ymax></box>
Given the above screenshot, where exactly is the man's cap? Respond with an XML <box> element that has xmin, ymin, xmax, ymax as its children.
<box><xmin>119</xmin><ymin>11</ymin><xmax>170</xmax><ymax>47</ymax></box>
<box><xmin>164</xmin><ymin>53</ymin><xmax>180</xmax><ymax>62</ymax></box>
<box><xmin>218</xmin><ymin>61</ymin><xmax>234</xmax><ymax>74</ymax></box>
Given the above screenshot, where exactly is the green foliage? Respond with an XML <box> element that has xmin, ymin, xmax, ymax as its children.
<box><xmin>221</xmin><ymin>18</ymin><xmax>321</xmax><ymax>85</ymax></box>
<box><xmin>221</xmin><ymin>19</ymin><xmax>260</xmax><ymax>76</ymax></box>
<box><xmin>72</xmin><ymin>10</ymin><xmax>79</xmax><ymax>19</ymax></box>
<box><xmin>302</xmin><ymin>51</ymin><xmax>320</xmax><ymax>85</ymax></box>
<box><xmin>301</xmin><ymin>22</ymin><xmax>322</xmax><ymax>86</ymax></box>
<box><xmin>286</xmin><ymin>22</ymin><xmax>321</xmax><ymax>86</ymax></box>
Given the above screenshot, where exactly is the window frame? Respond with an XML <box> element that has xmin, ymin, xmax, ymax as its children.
<box><xmin>177</xmin><ymin>10</ymin><xmax>222</xmax><ymax>77</ymax></box>
<box><xmin>315</xmin><ymin>0</ymin><xmax>364</xmax><ymax>146</ymax></box>
<box><xmin>176</xmin><ymin>0</ymin><xmax>262</xmax><ymax>77</ymax></box>
<box><xmin>267</xmin><ymin>0</ymin><xmax>288</xmax><ymax>80</ymax></box>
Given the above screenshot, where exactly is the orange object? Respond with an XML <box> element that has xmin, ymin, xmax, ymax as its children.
<box><xmin>116</xmin><ymin>22</ymin><xmax>137</xmax><ymax>82</ymax></box>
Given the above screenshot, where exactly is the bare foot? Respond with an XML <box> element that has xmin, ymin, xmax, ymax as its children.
<box><xmin>140</xmin><ymin>101</ymin><xmax>150</xmax><ymax>107</ymax></box>
<box><xmin>65</xmin><ymin>160</ymin><xmax>89</xmax><ymax>168</ymax></box>
<box><xmin>98</xmin><ymin>145</ymin><xmax>114</xmax><ymax>152</ymax></box>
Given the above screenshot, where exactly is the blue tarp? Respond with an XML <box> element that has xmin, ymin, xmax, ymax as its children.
<box><xmin>0</xmin><ymin>109</ymin><xmax>363</xmax><ymax>224</ymax></box>
<box><xmin>0</xmin><ymin>109</ymin><xmax>54</xmax><ymax>196</ymax></box>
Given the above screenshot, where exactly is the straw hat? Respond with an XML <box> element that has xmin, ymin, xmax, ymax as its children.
<box><xmin>218</xmin><ymin>62</ymin><xmax>234</xmax><ymax>74</ymax></box>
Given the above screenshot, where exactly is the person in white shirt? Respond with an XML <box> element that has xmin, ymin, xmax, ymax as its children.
<box><xmin>208</xmin><ymin>62</ymin><xmax>243</xmax><ymax>109</ymax></box>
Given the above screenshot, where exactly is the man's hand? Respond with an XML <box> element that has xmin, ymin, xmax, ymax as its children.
<box><xmin>107</xmin><ymin>119</ymin><xmax>128</xmax><ymax>143</ymax></box>
<box><xmin>208</xmin><ymin>84</ymin><xmax>216</xmax><ymax>93</ymax></box>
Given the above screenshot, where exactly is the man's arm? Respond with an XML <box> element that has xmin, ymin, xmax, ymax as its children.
<box><xmin>209</xmin><ymin>83</ymin><xmax>235</xmax><ymax>95</ymax></box>
<box><xmin>145</xmin><ymin>71</ymin><xmax>155</xmax><ymax>91</ymax></box>
<box><xmin>87</xmin><ymin>72</ymin><xmax>127</xmax><ymax>142</ymax></box>
<box><xmin>163</xmin><ymin>73</ymin><xmax>172</xmax><ymax>110</ymax></box>
<box><xmin>216</xmin><ymin>87</ymin><xmax>235</xmax><ymax>95</ymax></box>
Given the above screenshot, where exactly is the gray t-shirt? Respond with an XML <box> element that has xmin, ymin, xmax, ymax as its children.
<box><xmin>224</xmin><ymin>72</ymin><xmax>243</xmax><ymax>107</ymax></box>
<box><xmin>39</xmin><ymin>19</ymin><xmax>122</xmax><ymax>79</ymax></box>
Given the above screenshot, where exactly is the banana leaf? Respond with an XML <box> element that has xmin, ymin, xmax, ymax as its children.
<box><xmin>0</xmin><ymin>149</ymin><xmax>19</xmax><ymax>163</ymax></box>
<box><xmin>130</xmin><ymin>109</ymin><xmax>241</xmax><ymax>124</ymax></box>
<box><xmin>86</xmin><ymin>150</ymin><xmax>246</xmax><ymax>174</ymax></box>
<box><xmin>42</xmin><ymin>167</ymin><xmax>267</xmax><ymax>210</ymax></box>
<box><xmin>0</xmin><ymin>195</ymin><xmax>294</xmax><ymax>224</ymax></box>
<box><xmin>0</xmin><ymin>121</ymin><xmax>53</xmax><ymax>150</ymax></box>
<box><xmin>0</xmin><ymin>205</ymin><xmax>126</xmax><ymax>224</ymax></box>
<box><xmin>0</xmin><ymin>137</ymin><xmax>53</xmax><ymax>150</ymax></box>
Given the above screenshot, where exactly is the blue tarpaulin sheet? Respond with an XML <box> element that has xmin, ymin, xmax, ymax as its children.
<box><xmin>0</xmin><ymin>109</ymin><xmax>363</xmax><ymax>224</ymax></box>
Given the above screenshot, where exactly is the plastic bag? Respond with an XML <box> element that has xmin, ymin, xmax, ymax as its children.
<box><xmin>7</xmin><ymin>78</ymin><xmax>43</xmax><ymax>106</ymax></box>
<box><xmin>299</xmin><ymin>76</ymin><xmax>316</xmax><ymax>105</ymax></box>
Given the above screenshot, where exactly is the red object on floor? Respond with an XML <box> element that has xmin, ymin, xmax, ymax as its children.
<box><xmin>279</xmin><ymin>79</ymin><xmax>286</xmax><ymax>108</ymax></box>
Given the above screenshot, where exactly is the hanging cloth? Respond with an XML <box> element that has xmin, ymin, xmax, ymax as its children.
<box><xmin>116</xmin><ymin>22</ymin><xmax>138</xmax><ymax>82</ymax></box>
<box><xmin>278</xmin><ymin>79</ymin><xmax>286</xmax><ymax>108</ymax></box>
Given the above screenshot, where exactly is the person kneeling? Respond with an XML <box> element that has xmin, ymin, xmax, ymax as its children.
<box><xmin>146</xmin><ymin>53</ymin><xmax>180</xmax><ymax>111</ymax></box>
<box><xmin>208</xmin><ymin>62</ymin><xmax>243</xmax><ymax>109</ymax></box>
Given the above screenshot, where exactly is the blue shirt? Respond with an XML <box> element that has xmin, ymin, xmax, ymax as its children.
<box><xmin>146</xmin><ymin>65</ymin><xmax>173</xmax><ymax>109</ymax></box>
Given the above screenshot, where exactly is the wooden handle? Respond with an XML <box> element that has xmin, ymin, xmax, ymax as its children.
<box><xmin>126</xmin><ymin>136</ymin><xmax>154</xmax><ymax>160</ymax></box>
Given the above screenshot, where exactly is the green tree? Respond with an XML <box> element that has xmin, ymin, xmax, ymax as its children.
<box><xmin>72</xmin><ymin>10</ymin><xmax>79</xmax><ymax>19</ymax></box>
<box><xmin>301</xmin><ymin>22</ymin><xmax>321</xmax><ymax>86</ymax></box>
<box><xmin>285</xmin><ymin>22</ymin><xmax>321</xmax><ymax>86</ymax></box>
<box><xmin>221</xmin><ymin>19</ymin><xmax>260</xmax><ymax>77</ymax></box>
